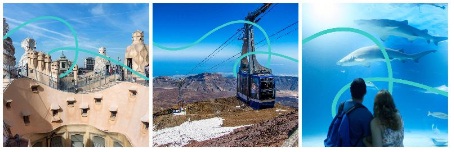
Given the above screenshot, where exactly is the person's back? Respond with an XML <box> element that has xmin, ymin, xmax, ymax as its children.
<box><xmin>365</xmin><ymin>90</ymin><xmax>404</xmax><ymax>147</ymax></box>
<box><xmin>342</xmin><ymin>100</ymin><xmax>373</xmax><ymax>147</ymax></box>
<box><xmin>381</xmin><ymin>124</ymin><xmax>404</xmax><ymax>146</ymax></box>
<box><xmin>325</xmin><ymin>78</ymin><xmax>373</xmax><ymax>147</ymax></box>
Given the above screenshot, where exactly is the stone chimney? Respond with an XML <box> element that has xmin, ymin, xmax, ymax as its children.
<box><xmin>125</xmin><ymin>30</ymin><xmax>149</xmax><ymax>80</ymax></box>
<box><xmin>44</xmin><ymin>54</ymin><xmax>52</xmax><ymax>75</ymax></box>
<box><xmin>37</xmin><ymin>52</ymin><xmax>45</xmax><ymax>72</ymax></box>
<box><xmin>51</xmin><ymin>61</ymin><xmax>59</xmax><ymax>84</ymax></box>
<box><xmin>73</xmin><ymin>64</ymin><xmax>78</xmax><ymax>86</ymax></box>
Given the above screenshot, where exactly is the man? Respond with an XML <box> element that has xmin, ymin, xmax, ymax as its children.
<box><xmin>145</xmin><ymin>64</ymin><xmax>149</xmax><ymax>84</ymax></box>
<box><xmin>251</xmin><ymin>82</ymin><xmax>257</xmax><ymax>99</ymax></box>
<box><xmin>341</xmin><ymin>78</ymin><xmax>373</xmax><ymax>146</ymax></box>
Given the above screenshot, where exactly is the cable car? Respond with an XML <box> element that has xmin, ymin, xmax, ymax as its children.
<box><xmin>236</xmin><ymin>3</ymin><xmax>276</xmax><ymax>109</ymax></box>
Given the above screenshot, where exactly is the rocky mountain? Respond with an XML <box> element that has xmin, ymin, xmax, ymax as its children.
<box><xmin>153</xmin><ymin>73</ymin><xmax>298</xmax><ymax>92</ymax></box>
<box><xmin>153</xmin><ymin>73</ymin><xmax>298</xmax><ymax>111</ymax></box>
<box><xmin>275</xmin><ymin>76</ymin><xmax>298</xmax><ymax>91</ymax></box>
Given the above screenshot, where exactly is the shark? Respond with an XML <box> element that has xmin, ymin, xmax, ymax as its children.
<box><xmin>337</xmin><ymin>45</ymin><xmax>436</xmax><ymax>67</ymax></box>
<box><xmin>415</xmin><ymin>3</ymin><xmax>446</xmax><ymax>10</ymax></box>
<box><xmin>428</xmin><ymin>111</ymin><xmax>448</xmax><ymax>119</ymax></box>
<box><xmin>355</xmin><ymin>19</ymin><xmax>448</xmax><ymax>45</ymax></box>
<box><xmin>391</xmin><ymin>3</ymin><xmax>446</xmax><ymax>11</ymax></box>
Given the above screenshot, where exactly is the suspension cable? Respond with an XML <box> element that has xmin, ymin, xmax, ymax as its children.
<box><xmin>255</xmin><ymin>21</ymin><xmax>298</xmax><ymax>46</ymax></box>
<box><xmin>186</xmin><ymin>28</ymin><xmax>242</xmax><ymax>75</ymax></box>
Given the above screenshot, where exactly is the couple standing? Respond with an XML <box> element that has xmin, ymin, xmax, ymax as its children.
<box><xmin>326</xmin><ymin>78</ymin><xmax>404</xmax><ymax>147</ymax></box>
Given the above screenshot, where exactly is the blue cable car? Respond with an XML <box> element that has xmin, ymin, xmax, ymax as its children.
<box><xmin>236</xmin><ymin>3</ymin><xmax>275</xmax><ymax>109</ymax></box>
<box><xmin>237</xmin><ymin>71</ymin><xmax>275</xmax><ymax>109</ymax></box>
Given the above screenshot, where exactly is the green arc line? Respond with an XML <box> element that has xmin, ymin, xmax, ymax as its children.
<box><xmin>4</xmin><ymin>16</ymin><xmax>79</xmax><ymax>78</ymax></box>
<box><xmin>330</xmin><ymin>77</ymin><xmax>448</xmax><ymax>118</ymax></box>
<box><xmin>232</xmin><ymin>51</ymin><xmax>298</xmax><ymax>77</ymax></box>
<box><xmin>302</xmin><ymin>27</ymin><xmax>446</xmax><ymax>118</ymax></box>
<box><xmin>303</xmin><ymin>27</ymin><xmax>394</xmax><ymax>93</ymax></box>
<box><xmin>47</xmin><ymin>47</ymin><xmax>149</xmax><ymax>80</ymax></box>
<box><xmin>153</xmin><ymin>20</ymin><xmax>274</xmax><ymax>69</ymax></box>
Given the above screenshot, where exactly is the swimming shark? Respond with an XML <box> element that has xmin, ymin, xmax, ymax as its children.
<box><xmin>355</xmin><ymin>19</ymin><xmax>448</xmax><ymax>45</ymax></box>
<box><xmin>415</xmin><ymin>3</ymin><xmax>446</xmax><ymax>10</ymax></box>
<box><xmin>337</xmin><ymin>45</ymin><xmax>436</xmax><ymax>67</ymax></box>
<box><xmin>428</xmin><ymin>111</ymin><xmax>448</xmax><ymax>119</ymax></box>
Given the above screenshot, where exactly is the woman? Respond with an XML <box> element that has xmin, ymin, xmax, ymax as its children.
<box><xmin>364</xmin><ymin>90</ymin><xmax>404</xmax><ymax>147</ymax></box>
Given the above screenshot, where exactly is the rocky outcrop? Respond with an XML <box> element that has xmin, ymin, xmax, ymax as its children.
<box><xmin>153</xmin><ymin>73</ymin><xmax>298</xmax><ymax>110</ymax></box>
<box><xmin>275</xmin><ymin>76</ymin><xmax>298</xmax><ymax>91</ymax></box>
<box><xmin>153</xmin><ymin>73</ymin><xmax>298</xmax><ymax>92</ymax></box>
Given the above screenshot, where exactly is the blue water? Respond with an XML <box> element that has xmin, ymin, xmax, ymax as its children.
<box><xmin>302</xmin><ymin>3</ymin><xmax>448</xmax><ymax>146</ymax></box>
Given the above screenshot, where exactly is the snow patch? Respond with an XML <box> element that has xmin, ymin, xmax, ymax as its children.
<box><xmin>153</xmin><ymin>117</ymin><xmax>244</xmax><ymax>147</ymax></box>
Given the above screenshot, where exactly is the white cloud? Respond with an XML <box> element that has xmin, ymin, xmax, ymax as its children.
<box><xmin>5</xmin><ymin>17</ymin><xmax>74</xmax><ymax>40</ymax></box>
<box><xmin>91</xmin><ymin>4</ymin><xmax>105</xmax><ymax>16</ymax></box>
<box><xmin>5</xmin><ymin>4</ymin><xmax>144</xmax><ymax>69</ymax></box>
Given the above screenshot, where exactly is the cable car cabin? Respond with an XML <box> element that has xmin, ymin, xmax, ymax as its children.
<box><xmin>237</xmin><ymin>71</ymin><xmax>275</xmax><ymax>109</ymax></box>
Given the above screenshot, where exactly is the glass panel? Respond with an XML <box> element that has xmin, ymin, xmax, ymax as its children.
<box><xmin>113</xmin><ymin>141</ymin><xmax>123</xmax><ymax>147</ymax></box>
<box><xmin>71</xmin><ymin>134</ymin><xmax>84</xmax><ymax>147</ymax></box>
<box><xmin>92</xmin><ymin>136</ymin><xmax>105</xmax><ymax>147</ymax></box>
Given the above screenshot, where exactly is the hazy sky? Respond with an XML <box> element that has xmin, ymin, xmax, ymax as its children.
<box><xmin>4</xmin><ymin>3</ymin><xmax>149</xmax><ymax>67</ymax></box>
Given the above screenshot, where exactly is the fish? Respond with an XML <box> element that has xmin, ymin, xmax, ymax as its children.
<box><xmin>424</xmin><ymin>85</ymin><xmax>448</xmax><ymax>94</ymax></box>
<box><xmin>428</xmin><ymin>111</ymin><xmax>448</xmax><ymax>119</ymax></box>
<box><xmin>355</xmin><ymin>19</ymin><xmax>448</xmax><ymax>45</ymax></box>
<box><xmin>432</xmin><ymin>124</ymin><xmax>440</xmax><ymax>135</ymax></box>
<box><xmin>337</xmin><ymin>45</ymin><xmax>436</xmax><ymax>67</ymax></box>
<box><xmin>432</xmin><ymin>138</ymin><xmax>448</xmax><ymax>147</ymax></box>
<box><xmin>365</xmin><ymin>81</ymin><xmax>379</xmax><ymax>90</ymax></box>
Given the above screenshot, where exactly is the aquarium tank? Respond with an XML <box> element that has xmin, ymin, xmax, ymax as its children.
<box><xmin>302</xmin><ymin>3</ymin><xmax>448</xmax><ymax>147</ymax></box>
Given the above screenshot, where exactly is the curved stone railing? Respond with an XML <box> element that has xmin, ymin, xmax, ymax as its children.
<box><xmin>4</xmin><ymin>66</ymin><xmax>149</xmax><ymax>94</ymax></box>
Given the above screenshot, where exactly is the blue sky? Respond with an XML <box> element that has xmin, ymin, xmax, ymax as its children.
<box><xmin>153</xmin><ymin>3</ymin><xmax>298</xmax><ymax>77</ymax></box>
<box><xmin>4</xmin><ymin>3</ymin><xmax>149</xmax><ymax>67</ymax></box>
